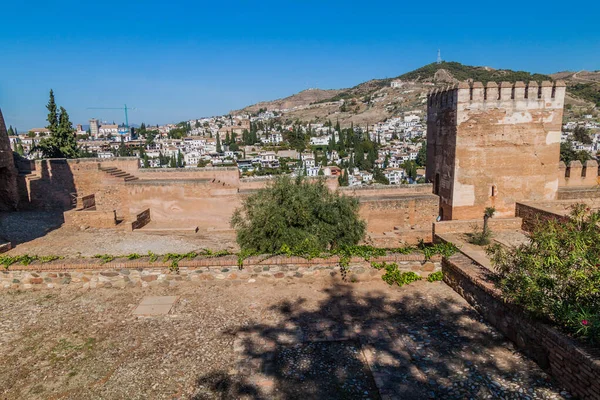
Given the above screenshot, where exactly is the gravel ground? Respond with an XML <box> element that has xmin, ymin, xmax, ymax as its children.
<box><xmin>0</xmin><ymin>279</ymin><xmax>569</xmax><ymax>399</ymax></box>
<box><xmin>0</xmin><ymin>211</ymin><xmax>238</xmax><ymax>257</ymax></box>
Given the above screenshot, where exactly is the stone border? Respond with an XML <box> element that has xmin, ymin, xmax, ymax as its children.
<box><xmin>4</xmin><ymin>253</ymin><xmax>438</xmax><ymax>272</ymax></box>
<box><xmin>443</xmin><ymin>253</ymin><xmax>600</xmax><ymax>399</ymax></box>
<box><xmin>1</xmin><ymin>254</ymin><xmax>441</xmax><ymax>291</ymax></box>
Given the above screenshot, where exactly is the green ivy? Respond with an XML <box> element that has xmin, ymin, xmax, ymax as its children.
<box><xmin>427</xmin><ymin>271</ymin><xmax>444</xmax><ymax>282</ymax></box>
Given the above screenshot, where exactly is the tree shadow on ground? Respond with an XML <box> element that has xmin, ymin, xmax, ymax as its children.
<box><xmin>193</xmin><ymin>282</ymin><xmax>566</xmax><ymax>400</ymax></box>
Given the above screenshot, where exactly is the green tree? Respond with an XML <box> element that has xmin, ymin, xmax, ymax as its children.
<box><xmin>7</xmin><ymin>126</ymin><xmax>14</xmax><ymax>136</ymax></box>
<box><xmin>403</xmin><ymin>160</ymin><xmax>417</xmax><ymax>181</ymax></box>
<box><xmin>35</xmin><ymin>91</ymin><xmax>79</xmax><ymax>158</ymax></box>
<box><xmin>231</xmin><ymin>176</ymin><xmax>365</xmax><ymax>254</ymax></box>
<box><xmin>416</xmin><ymin>143</ymin><xmax>427</xmax><ymax>167</ymax></box>
<box><xmin>216</xmin><ymin>134</ymin><xmax>222</xmax><ymax>153</ymax></box>
<box><xmin>560</xmin><ymin>141</ymin><xmax>590</xmax><ymax>164</ymax></box>
<box><xmin>573</xmin><ymin>125</ymin><xmax>592</xmax><ymax>144</ymax></box>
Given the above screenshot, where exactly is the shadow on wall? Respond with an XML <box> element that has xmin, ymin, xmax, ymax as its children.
<box><xmin>192</xmin><ymin>283</ymin><xmax>565</xmax><ymax>399</ymax></box>
<box><xmin>15</xmin><ymin>157</ymin><xmax>77</xmax><ymax>211</ymax></box>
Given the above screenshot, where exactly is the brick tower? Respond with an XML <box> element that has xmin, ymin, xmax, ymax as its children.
<box><xmin>426</xmin><ymin>80</ymin><xmax>566</xmax><ymax>220</ymax></box>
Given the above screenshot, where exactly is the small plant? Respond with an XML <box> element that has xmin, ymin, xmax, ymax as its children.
<box><xmin>148</xmin><ymin>251</ymin><xmax>158</xmax><ymax>263</ymax></box>
<box><xmin>374</xmin><ymin>262</ymin><xmax>422</xmax><ymax>287</ymax></box>
<box><xmin>93</xmin><ymin>254</ymin><xmax>115</xmax><ymax>264</ymax></box>
<box><xmin>38</xmin><ymin>255</ymin><xmax>61</xmax><ymax>263</ymax></box>
<box><xmin>127</xmin><ymin>253</ymin><xmax>141</xmax><ymax>260</ymax></box>
<box><xmin>418</xmin><ymin>241</ymin><xmax>459</xmax><ymax>261</ymax></box>
<box><xmin>470</xmin><ymin>207</ymin><xmax>496</xmax><ymax>246</ymax></box>
<box><xmin>162</xmin><ymin>252</ymin><xmax>198</xmax><ymax>272</ymax></box>
<box><xmin>427</xmin><ymin>271</ymin><xmax>444</xmax><ymax>282</ymax></box>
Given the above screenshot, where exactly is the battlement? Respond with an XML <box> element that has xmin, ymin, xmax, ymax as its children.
<box><xmin>427</xmin><ymin>80</ymin><xmax>566</xmax><ymax>110</ymax></box>
<box><xmin>558</xmin><ymin>160</ymin><xmax>599</xmax><ymax>187</ymax></box>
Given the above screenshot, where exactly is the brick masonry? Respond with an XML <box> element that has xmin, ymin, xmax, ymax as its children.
<box><xmin>515</xmin><ymin>202</ymin><xmax>570</xmax><ymax>232</ymax></box>
<box><xmin>0</xmin><ymin>254</ymin><xmax>440</xmax><ymax>291</ymax></box>
<box><xmin>443</xmin><ymin>253</ymin><xmax>600</xmax><ymax>400</ymax></box>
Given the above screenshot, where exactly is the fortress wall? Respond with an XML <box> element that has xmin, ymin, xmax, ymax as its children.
<box><xmin>137</xmin><ymin>167</ymin><xmax>240</xmax><ymax>186</ymax></box>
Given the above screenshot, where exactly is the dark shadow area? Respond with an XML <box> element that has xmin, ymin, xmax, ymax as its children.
<box><xmin>0</xmin><ymin>211</ymin><xmax>65</xmax><ymax>247</ymax></box>
<box><xmin>193</xmin><ymin>283</ymin><xmax>568</xmax><ymax>399</ymax></box>
<box><xmin>0</xmin><ymin>156</ymin><xmax>76</xmax><ymax>247</ymax></box>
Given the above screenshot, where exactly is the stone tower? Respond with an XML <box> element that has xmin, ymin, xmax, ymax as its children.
<box><xmin>426</xmin><ymin>80</ymin><xmax>566</xmax><ymax>220</ymax></box>
<box><xmin>0</xmin><ymin>107</ymin><xmax>19</xmax><ymax>211</ymax></box>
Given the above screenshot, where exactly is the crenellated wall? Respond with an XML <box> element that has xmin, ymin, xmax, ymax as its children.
<box><xmin>427</xmin><ymin>81</ymin><xmax>566</xmax><ymax>220</ymax></box>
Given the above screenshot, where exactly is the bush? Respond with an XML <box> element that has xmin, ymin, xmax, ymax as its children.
<box><xmin>231</xmin><ymin>176</ymin><xmax>366</xmax><ymax>254</ymax></box>
<box><xmin>427</xmin><ymin>271</ymin><xmax>444</xmax><ymax>282</ymax></box>
<box><xmin>488</xmin><ymin>204</ymin><xmax>600</xmax><ymax>343</ymax></box>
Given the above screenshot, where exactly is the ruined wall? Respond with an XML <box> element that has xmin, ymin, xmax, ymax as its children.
<box><xmin>137</xmin><ymin>167</ymin><xmax>240</xmax><ymax>187</ymax></box>
<box><xmin>0</xmin><ymin>108</ymin><xmax>18</xmax><ymax>211</ymax></box>
<box><xmin>427</xmin><ymin>81</ymin><xmax>566</xmax><ymax>220</ymax></box>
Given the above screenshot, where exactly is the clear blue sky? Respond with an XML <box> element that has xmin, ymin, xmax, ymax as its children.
<box><xmin>1</xmin><ymin>0</ymin><xmax>598</xmax><ymax>130</ymax></box>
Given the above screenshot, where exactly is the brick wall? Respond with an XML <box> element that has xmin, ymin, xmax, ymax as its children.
<box><xmin>515</xmin><ymin>202</ymin><xmax>570</xmax><ymax>232</ymax></box>
<box><xmin>63</xmin><ymin>209</ymin><xmax>118</xmax><ymax>228</ymax></box>
<box><xmin>131</xmin><ymin>208</ymin><xmax>151</xmax><ymax>230</ymax></box>
<box><xmin>443</xmin><ymin>253</ymin><xmax>600</xmax><ymax>399</ymax></box>
<box><xmin>0</xmin><ymin>253</ymin><xmax>440</xmax><ymax>290</ymax></box>
<box><xmin>433</xmin><ymin>217</ymin><xmax>522</xmax><ymax>236</ymax></box>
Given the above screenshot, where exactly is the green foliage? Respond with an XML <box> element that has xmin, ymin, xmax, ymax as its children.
<box><xmin>427</xmin><ymin>271</ymin><xmax>444</xmax><ymax>282</ymax></box>
<box><xmin>489</xmin><ymin>204</ymin><xmax>600</xmax><ymax>343</ymax></box>
<box><xmin>162</xmin><ymin>252</ymin><xmax>198</xmax><ymax>272</ymax></box>
<box><xmin>93</xmin><ymin>254</ymin><xmax>115</xmax><ymax>264</ymax></box>
<box><xmin>148</xmin><ymin>251</ymin><xmax>158</xmax><ymax>263</ymax></box>
<box><xmin>373</xmin><ymin>262</ymin><xmax>422</xmax><ymax>286</ymax></box>
<box><xmin>231</xmin><ymin>176</ymin><xmax>366</xmax><ymax>254</ymax></box>
<box><xmin>34</xmin><ymin>90</ymin><xmax>79</xmax><ymax>158</ymax></box>
<box><xmin>469</xmin><ymin>227</ymin><xmax>492</xmax><ymax>246</ymax></box>
<box><xmin>418</xmin><ymin>241</ymin><xmax>459</xmax><ymax>261</ymax></box>
<box><xmin>0</xmin><ymin>254</ymin><xmax>62</xmax><ymax>269</ymax></box>
<box><xmin>568</xmin><ymin>83</ymin><xmax>600</xmax><ymax>106</ymax></box>
<box><xmin>560</xmin><ymin>140</ymin><xmax>591</xmax><ymax>164</ymax></box>
<box><xmin>415</xmin><ymin>144</ymin><xmax>427</xmax><ymax>167</ymax></box>
<box><xmin>127</xmin><ymin>253</ymin><xmax>141</xmax><ymax>260</ymax></box>
<box><xmin>398</xmin><ymin>62</ymin><xmax>552</xmax><ymax>84</ymax></box>
<box><xmin>572</xmin><ymin>125</ymin><xmax>593</xmax><ymax>144</ymax></box>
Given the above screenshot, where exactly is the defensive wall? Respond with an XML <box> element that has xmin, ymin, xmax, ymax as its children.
<box><xmin>426</xmin><ymin>81</ymin><xmax>566</xmax><ymax>220</ymax></box>
<box><xmin>12</xmin><ymin>158</ymin><xmax>442</xmax><ymax>245</ymax></box>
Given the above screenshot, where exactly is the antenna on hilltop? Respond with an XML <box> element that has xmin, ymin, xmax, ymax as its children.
<box><xmin>437</xmin><ymin>49</ymin><xmax>442</xmax><ymax>64</ymax></box>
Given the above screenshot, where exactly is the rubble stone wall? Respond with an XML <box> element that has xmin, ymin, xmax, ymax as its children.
<box><xmin>0</xmin><ymin>254</ymin><xmax>440</xmax><ymax>290</ymax></box>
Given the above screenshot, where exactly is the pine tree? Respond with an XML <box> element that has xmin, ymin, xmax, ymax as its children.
<box><xmin>35</xmin><ymin>90</ymin><xmax>79</xmax><ymax>158</ymax></box>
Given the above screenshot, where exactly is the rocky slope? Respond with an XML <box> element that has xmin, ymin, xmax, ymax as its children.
<box><xmin>235</xmin><ymin>63</ymin><xmax>599</xmax><ymax>126</ymax></box>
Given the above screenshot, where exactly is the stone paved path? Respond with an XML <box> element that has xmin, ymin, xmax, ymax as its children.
<box><xmin>0</xmin><ymin>278</ymin><xmax>569</xmax><ymax>399</ymax></box>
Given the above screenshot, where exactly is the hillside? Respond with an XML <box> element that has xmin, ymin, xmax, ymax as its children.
<box><xmin>550</xmin><ymin>71</ymin><xmax>600</xmax><ymax>107</ymax></box>
<box><xmin>235</xmin><ymin>62</ymin><xmax>598</xmax><ymax>126</ymax></box>
<box><xmin>234</xmin><ymin>88</ymin><xmax>342</xmax><ymax>114</ymax></box>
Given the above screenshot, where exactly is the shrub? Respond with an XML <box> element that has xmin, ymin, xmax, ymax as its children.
<box><xmin>372</xmin><ymin>262</ymin><xmax>422</xmax><ymax>287</ymax></box>
<box><xmin>488</xmin><ymin>204</ymin><xmax>600</xmax><ymax>343</ymax></box>
<box><xmin>427</xmin><ymin>271</ymin><xmax>444</xmax><ymax>282</ymax></box>
<box><xmin>231</xmin><ymin>176</ymin><xmax>366</xmax><ymax>254</ymax></box>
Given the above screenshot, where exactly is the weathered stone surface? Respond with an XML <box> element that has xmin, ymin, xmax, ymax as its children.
<box><xmin>0</xmin><ymin>108</ymin><xmax>18</xmax><ymax>211</ymax></box>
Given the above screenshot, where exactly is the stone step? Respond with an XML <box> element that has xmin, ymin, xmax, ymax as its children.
<box><xmin>124</xmin><ymin>176</ymin><xmax>139</xmax><ymax>181</ymax></box>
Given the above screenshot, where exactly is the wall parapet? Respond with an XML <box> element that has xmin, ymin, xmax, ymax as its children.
<box><xmin>428</xmin><ymin>80</ymin><xmax>566</xmax><ymax>106</ymax></box>
<box><xmin>559</xmin><ymin>160</ymin><xmax>599</xmax><ymax>187</ymax></box>
<box><xmin>443</xmin><ymin>253</ymin><xmax>600</xmax><ymax>399</ymax></box>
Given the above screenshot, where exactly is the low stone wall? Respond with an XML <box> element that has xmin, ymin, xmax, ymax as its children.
<box><xmin>63</xmin><ymin>209</ymin><xmax>117</xmax><ymax>229</ymax></box>
<box><xmin>0</xmin><ymin>254</ymin><xmax>440</xmax><ymax>290</ymax></box>
<box><xmin>443</xmin><ymin>253</ymin><xmax>600</xmax><ymax>399</ymax></box>
<box><xmin>515</xmin><ymin>202</ymin><xmax>570</xmax><ymax>232</ymax></box>
<box><xmin>433</xmin><ymin>217</ymin><xmax>523</xmax><ymax>236</ymax></box>
<box><xmin>131</xmin><ymin>208</ymin><xmax>151</xmax><ymax>230</ymax></box>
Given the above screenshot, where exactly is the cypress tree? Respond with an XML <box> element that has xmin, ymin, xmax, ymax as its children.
<box><xmin>35</xmin><ymin>90</ymin><xmax>79</xmax><ymax>158</ymax></box>
<box><xmin>216</xmin><ymin>134</ymin><xmax>222</xmax><ymax>153</ymax></box>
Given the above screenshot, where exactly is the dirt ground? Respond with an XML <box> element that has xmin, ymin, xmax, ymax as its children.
<box><xmin>0</xmin><ymin>211</ymin><xmax>239</xmax><ymax>257</ymax></box>
<box><xmin>0</xmin><ymin>279</ymin><xmax>569</xmax><ymax>399</ymax></box>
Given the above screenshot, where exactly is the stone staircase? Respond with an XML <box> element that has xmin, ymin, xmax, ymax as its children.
<box><xmin>99</xmin><ymin>166</ymin><xmax>139</xmax><ymax>182</ymax></box>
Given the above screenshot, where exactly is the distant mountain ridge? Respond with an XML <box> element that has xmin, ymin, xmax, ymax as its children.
<box><xmin>234</xmin><ymin>62</ymin><xmax>599</xmax><ymax>125</ymax></box>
